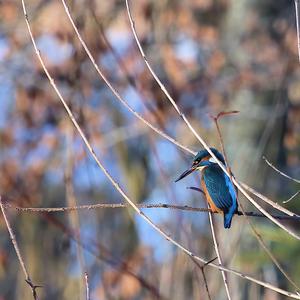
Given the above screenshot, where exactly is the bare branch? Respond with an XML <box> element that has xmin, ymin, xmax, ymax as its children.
<box><xmin>0</xmin><ymin>196</ymin><xmax>41</xmax><ymax>300</ymax></box>
<box><xmin>263</xmin><ymin>156</ymin><xmax>300</xmax><ymax>184</ymax></box>
<box><xmin>212</xmin><ymin>111</ymin><xmax>240</xmax><ymax>120</ymax></box>
<box><xmin>208</xmin><ymin>212</ymin><xmax>232</xmax><ymax>299</ymax></box>
<box><xmin>200</xmin><ymin>268</ymin><xmax>212</xmax><ymax>300</ymax></box>
<box><xmin>240</xmin><ymin>183</ymin><xmax>299</xmax><ymax>217</ymax></box>
<box><xmin>284</xmin><ymin>190</ymin><xmax>300</xmax><ymax>204</ymax></box>
<box><xmin>4</xmin><ymin>201</ymin><xmax>300</xmax><ymax>220</ymax></box>
<box><xmin>241</xmin><ymin>199</ymin><xmax>300</xmax><ymax>292</ymax></box>
<box><xmin>200</xmin><ymin>111</ymin><xmax>232</xmax><ymax>299</ymax></box>
<box><xmin>65</xmin><ymin>125</ymin><xmax>86</xmax><ymax>297</ymax></box>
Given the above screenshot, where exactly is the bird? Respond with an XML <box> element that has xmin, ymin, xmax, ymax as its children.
<box><xmin>175</xmin><ymin>148</ymin><xmax>238</xmax><ymax>228</ymax></box>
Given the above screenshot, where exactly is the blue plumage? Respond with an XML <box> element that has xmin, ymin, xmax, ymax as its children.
<box><xmin>203</xmin><ymin>165</ymin><xmax>237</xmax><ymax>228</ymax></box>
<box><xmin>175</xmin><ymin>148</ymin><xmax>238</xmax><ymax>229</ymax></box>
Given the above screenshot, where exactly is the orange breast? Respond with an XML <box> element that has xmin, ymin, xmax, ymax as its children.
<box><xmin>201</xmin><ymin>177</ymin><xmax>222</xmax><ymax>213</ymax></box>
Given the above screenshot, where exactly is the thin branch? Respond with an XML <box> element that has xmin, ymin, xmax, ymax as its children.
<box><xmin>21</xmin><ymin>2</ymin><xmax>300</xmax><ymax>298</ymax></box>
<box><xmin>208</xmin><ymin>212</ymin><xmax>231</xmax><ymax>299</ymax></box>
<box><xmin>240</xmin><ymin>183</ymin><xmax>299</xmax><ymax>217</ymax></box>
<box><xmin>263</xmin><ymin>156</ymin><xmax>300</xmax><ymax>184</ymax></box>
<box><xmin>125</xmin><ymin>0</ymin><xmax>300</xmax><ymax>241</ymax></box>
<box><xmin>189</xmin><ymin>256</ymin><xmax>216</xmax><ymax>300</ymax></box>
<box><xmin>238</xmin><ymin>177</ymin><xmax>300</xmax><ymax>273</ymax></box>
<box><xmin>125</xmin><ymin>0</ymin><xmax>180</xmax><ymax>116</ymax></box>
<box><xmin>213</xmin><ymin>111</ymin><xmax>240</xmax><ymax>119</ymax></box>
<box><xmin>295</xmin><ymin>0</ymin><xmax>300</xmax><ymax>62</ymax></box>
<box><xmin>4</xmin><ymin>202</ymin><xmax>300</xmax><ymax>220</ymax></box>
<box><xmin>244</xmin><ymin>194</ymin><xmax>300</xmax><ymax>291</ymax></box>
<box><xmin>200</xmin><ymin>268</ymin><xmax>212</xmax><ymax>300</ymax></box>
<box><xmin>241</xmin><ymin>199</ymin><xmax>300</xmax><ymax>291</ymax></box>
<box><xmin>284</xmin><ymin>190</ymin><xmax>300</xmax><ymax>204</ymax></box>
<box><xmin>0</xmin><ymin>196</ymin><xmax>41</xmax><ymax>300</ymax></box>
<box><xmin>210</xmin><ymin>112</ymin><xmax>237</xmax><ymax>171</ymax></box>
<box><xmin>65</xmin><ymin>124</ymin><xmax>86</xmax><ymax>298</ymax></box>
<box><xmin>200</xmin><ymin>257</ymin><xmax>224</xmax><ymax>300</ymax></box>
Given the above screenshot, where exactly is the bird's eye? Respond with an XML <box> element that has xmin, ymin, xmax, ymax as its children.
<box><xmin>193</xmin><ymin>160</ymin><xmax>199</xmax><ymax>165</ymax></box>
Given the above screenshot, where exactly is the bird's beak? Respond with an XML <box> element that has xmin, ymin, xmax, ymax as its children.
<box><xmin>175</xmin><ymin>166</ymin><xmax>196</xmax><ymax>182</ymax></box>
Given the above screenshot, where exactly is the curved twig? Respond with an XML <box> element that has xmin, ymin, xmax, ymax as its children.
<box><xmin>0</xmin><ymin>196</ymin><xmax>40</xmax><ymax>300</ymax></box>
<box><xmin>263</xmin><ymin>156</ymin><xmax>300</xmax><ymax>184</ymax></box>
<box><xmin>284</xmin><ymin>190</ymin><xmax>300</xmax><ymax>204</ymax></box>
<box><xmin>240</xmin><ymin>183</ymin><xmax>299</xmax><ymax>217</ymax></box>
<box><xmin>208</xmin><ymin>212</ymin><xmax>232</xmax><ymax>299</ymax></box>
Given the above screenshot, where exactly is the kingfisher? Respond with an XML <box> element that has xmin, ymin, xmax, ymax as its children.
<box><xmin>175</xmin><ymin>148</ymin><xmax>238</xmax><ymax>228</ymax></box>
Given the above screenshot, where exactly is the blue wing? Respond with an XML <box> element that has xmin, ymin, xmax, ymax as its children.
<box><xmin>203</xmin><ymin>165</ymin><xmax>233</xmax><ymax>211</ymax></box>
<box><xmin>203</xmin><ymin>165</ymin><xmax>238</xmax><ymax>228</ymax></box>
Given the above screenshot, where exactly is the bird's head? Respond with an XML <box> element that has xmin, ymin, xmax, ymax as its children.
<box><xmin>175</xmin><ymin>148</ymin><xmax>225</xmax><ymax>182</ymax></box>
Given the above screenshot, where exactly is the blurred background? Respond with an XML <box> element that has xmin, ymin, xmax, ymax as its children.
<box><xmin>0</xmin><ymin>0</ymin><xmax>299</xmax><ymax>299</ymax></box>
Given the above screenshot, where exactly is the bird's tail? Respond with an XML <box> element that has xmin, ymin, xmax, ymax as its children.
<box><xmin>223</xmin><ymin>212</ymin><xmax>234</xmax><ymax>228</ymax></box>
<box><xmin>223</xmin><ymin>200</ymin><xmax>238</xmax><ymax>229</ymax></box>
